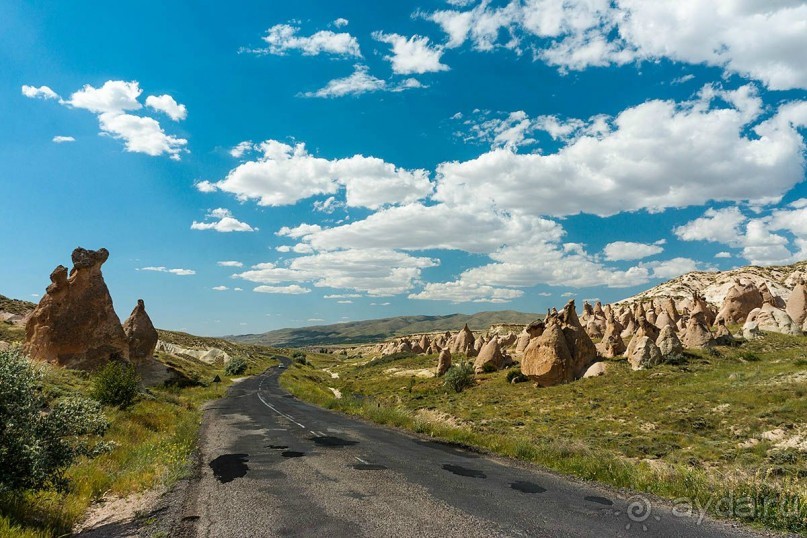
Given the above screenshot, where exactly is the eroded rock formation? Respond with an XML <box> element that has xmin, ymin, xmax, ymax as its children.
<box><xmin>24</xmin><ymin>248</ymin><xmax>130</xmax><ymax>369</ymax></box>
<box><xmin>437</xmin><ymin>349</ymin><xmax>451</xmax><ymax>377</ymax></box>
<box><xmin>521</xmin><ymin>301</ymin><xmax>596</xmax><ymax>387</ymax></box>
<box><xmin>123</xmin><ymin>299</ymin><xmax>158</xmax><ymax>363</ymax></box>
<box><xmin>716</xmin><ymin>280</ymin><xmax>763</xmax><ymax>325</ymax></box>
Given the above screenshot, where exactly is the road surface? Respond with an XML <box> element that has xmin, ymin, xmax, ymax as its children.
<box><xmin>168</xmin><ymin>359</ymin><xmax>763</xmax><ymax>537</ymax></box>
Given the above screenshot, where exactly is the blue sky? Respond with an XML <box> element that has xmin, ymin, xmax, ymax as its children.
<box><xmin>2</xmin><ymin>0</ymin><xmax>806</xmax><ymax>336</ymax></box>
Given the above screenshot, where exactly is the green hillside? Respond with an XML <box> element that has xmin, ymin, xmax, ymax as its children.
<box><xmin>0</xmin><ymin>294</ymin><xmax>36</xmax><ymax>315</ymax></box>
<box><xmin>227</xmin><ymin>310</ymin><xmax>541</xmax><ymax>347</ymax></box>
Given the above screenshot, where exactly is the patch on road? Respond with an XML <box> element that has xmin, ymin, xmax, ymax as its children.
<box><xmin>265</xmin><ymin>444</ymin><xmax>289</xmax><ymax>450</ymax></box>
<box><xmin>353</xmin><ymin>463</ymin><xmax>387</xmax><ymax>470</ymax></box>
<box><xmin>510</xmin><ymin>481</ymin><xmax>547</xmax><ymax>494</ymax></box>
<box><xmin>209</xmin><ymin>454</ymin><xmax>249</xmax><ymax>483</ymax></box>
<box><xmin>311</xmin><ymin>436</ymin><xmax>358</xmax><ymax>447</ymax></box>
<box><xmin>442</xmin><ymin>464</ymin><xmax>486</xmax><ymax>478</ymax></box>
<box><xmin>281</xmin><ymin>450</ymin><xmax>305</xmax><ymax>458</ymax></box>
<box><xmin>584</xmin><ymin>495</ymin><xmax>614</xmax><ymax>506</ymax></box>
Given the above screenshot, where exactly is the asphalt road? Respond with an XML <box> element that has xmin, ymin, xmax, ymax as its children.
<box><xmin>169</xmin><ymin>359</ymin><xmax>764</xmax><ymax>537</ymax></box>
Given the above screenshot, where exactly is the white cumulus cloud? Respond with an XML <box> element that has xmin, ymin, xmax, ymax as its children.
<box><xmin>191</xmin><ymin>208</ymin><xmax>257</xmax><ymax>233</ymax></box>
<box><xmin>52</xmin><ymin>136</ymin><xmax>75</xmax><ymax>143</ymax></box>
<box><xmin>253</xmin><ymin>284</ymin><xmax>312</xmax><ymax>294</ymax></box>
<box><xmin>201</xmin><ymin>140</ymin><xmax>433</xmax><ymax>209</ymax></box>
<box><xmin>300</xmin><ymin>65</ymin><xmax>424</xmax><ymax>98</ymax></box>
<box><xmin>435</xmin><ymin>86</ymin><xmax>805</xmax><ymax>217</ymax></box>
<box><xmin>235</xmin><ymin>249</ymin><xmax>439</xmax><ymax>296</ymax></box>
<box><xmin>373</xmin><ymin>32</ymin><xmax>450</xmax><ymax>75</ymax></box>
<box><xmin>422</xmin><ymin>0</ymin><xmax>807</xmax><ymax>90</ymax></box>
<box><xmin>27</xmin><ymin>80</ymin><xmax>188</xmax><ymax>160</ymax></box>
<box><xmin>138</xmin><ymin>266</ymin><xmax>196</xmax><ymax>276</ymax></box>
<box><xmin>145</xmin><ymin>94</ymin><xmax>187</xmax><ymax>121</ymax></box>
<box><xmin>247</xmin><ymin>23</ymin><xmax>361</xmax><ymax>57</ymax></box>
<box><xmin>21</xmin><ymin>85</ymin><xmax>59</xmax><ymax>100</ymax></box>
<box><xmin>603</xmin><ymin>241</ymin><xmax>664</xmax><ymax>261</ymax></box>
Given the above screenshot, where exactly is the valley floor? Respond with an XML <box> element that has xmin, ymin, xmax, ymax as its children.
<box><xmin>280</xmin><ymin>333</ymin><xmax>807</xmax><ymax>535</ymax></box>
<box><xmin>159</xmin><ymin>358</ymin><xmax>759</xmax><ymax>537</ymax></box>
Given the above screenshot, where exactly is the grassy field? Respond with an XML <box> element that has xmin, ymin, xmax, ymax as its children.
<box><xmin>281</xmin><ymin>334</ymin><xmax>807</xmax><ymax>534</ymax></box>
<box><xmin>0</xmin><ymin>331</ymin><xmax>282</xmax><ymax>538</ymax></box>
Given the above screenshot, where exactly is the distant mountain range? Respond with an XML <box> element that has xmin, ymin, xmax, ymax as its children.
<box><xmin>226</xmin><ymin>310</ymin><xmax>542</xmax><ymax>348</ymax></box>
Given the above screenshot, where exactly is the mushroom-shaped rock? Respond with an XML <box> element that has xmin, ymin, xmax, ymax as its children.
<box><xmin>713</xmin><ymin>319</ymin><xmax>734</xmax><ymax>345</ymax></box>
<box><xmin>521</xmin><ymin>319</ymin><xmax>574</xmax><ymax>387</ymax></box>
<box><xmin>682</xmin><ymin>312</ymin><xmax>714</xmax><ymax>349</ymax></box>
<box><xmin>628</xmin><ymin>336</ymin><xmax>663</xmax><ymax>370</ymax></box>
<box><xmin>655</xmin><ymin>310</ymin><xmax>675</xmax><ymax>330</ymax></box>
<box><xmin>515</xmin><ymin>321</ymin><xmax>545</xmax><ymax>356</ymax></box>
<box><xmin>628</xmin><ymin>317</ymin><xmax>660</xmax><ymax>350</ymax></box>
<box><xmin>690</xmin><ymin>292</ymin><xmax>716</xmax><ymax>327</ymax></box>
<box><xmin>473</xmin><ymin>339</ymin><xmax>505</xmax><ymax>374</ymax></box>
<box><xmin>122</xmin><ymin>299</ymin><xmax>158</xmax><ymax>364</ymax></box>
<box><xmin>437</xmin><ymin>349</ymin><xmax>452</xmax><ymax>377</ymax></box>
<box><xmin>521</xmin><ymin>301</ymin><xmax>596</xmax><ymax>387</ymax></box>
<box><xmin>580</xmin><ymin>301</ymin><xmax>595</xmax><ymax>324</ymax></box>
<box><xmin>620</xmin><ymin>319</ymin><xmax>636</xmax><ymax>339</ymax></box>
<box><xmin>786</xmin><ymin>279</ymin><xmax>807</xmax><ymax>328</ymax></box>
<box><xmin>449</xmin><ymin>324</ymin><xmax>476</xmax><ymax>356</ymax></box>
<box><xmin>595</xmin><ymin>312</ymin><xmax>626</xmax><ymax>359</ymax></box>
<box><xmin>656</xmin><ymin>325</ymin><xmax>683</xmax><ymax>357</ymax></box>
<box><xmin>716</xmin><ymin>280</ymin><xmax>763</xmax><ymax>325</ymax></box>
<box><xmin>594</xmin><ymin>301</ymin><xmax>606</xmax><ymax>318</ymax></box>
<box><xmin>24</xmin><ymin>247</ymin><xmax>130</xmax><ymax>370</ymax></box>
<box><xmin>656</xmin><ymin>297</ymin><xmax>681</xmax><ymax>324</ymax></box>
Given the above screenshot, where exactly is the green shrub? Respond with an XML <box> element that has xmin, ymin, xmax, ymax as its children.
<box><xmin>506</xmin><ymin>369</ymin><xmax>528</xmax><ymax>383</ymax></box>
<box><xmin>444</xmin><ymin>362</ymin><xmax>475</xmax><ymax>393</ymax></box>
<box><xmin>0</xmin><ymin>349</ymin><xmax>109</xmax><ymax>493</ymax></box>
<box><xmin>664</xmin><ymin>353</ymin><xmax>688</xmax><ymax>366</ymax></box>
<box><xmin>224</xmin><ymin>356</ymin><xmax>248</xmax><ymax>376</ymax></box>
<box><xmin>294</xmin><ymin>356</ymin><xmax>308</xmax><ymax>366</ymax></box>
<box><xmin>91</xmin><ymin>361</ymin><xmax>140</xmax><ymax>409</ymax></box>
<box><xmin>291</xmin><ymin>351</ymin><xmax>306</xmax><ymax>360</ymax></box>
<box><xmin>365</xmin><ymin>352</ymin><xmax>415</xmax><ymax>367</ymax></box>
<box><xmin>738</xmin><ymin>351</ymin><xmax>761</xmax><ymax>362</ymax></box>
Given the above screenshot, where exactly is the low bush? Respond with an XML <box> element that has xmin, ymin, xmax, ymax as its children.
<box><xmin>0</xmin><ymin>349</ymin><xmax>109</xmax><ymax>493</ymax></box>
<box><xmin>506</xmin><ymin>369</ymin><xmax>528</xmax><ymax>383</ymax></box>
<box><xmin>664</xmin><ymin>353</ymin><xmax>688</xmax><ymax>366</ymax></box>
<box><xmin>91</xmin><ymin>361</ymin><xmax>140</xmax><ymax>409</ymax></box>
<box><xmin>738</xmin><ymin>351</ymin><xmax>761</xmax><ymax>362</ymax></box>
<box><xmin>224</xmin><ymin>356</ymin><xmax>247</xmax><ymax>376</ymax></box>
<box><xmin>364</xmin><ymin>352</ymin><xmax>415</xmax><ymax>367</ymax></box>
<box><xmin>443</xmin><ymin>362</ymin><xmax>475</xmax><ymax>393</ymax></box>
